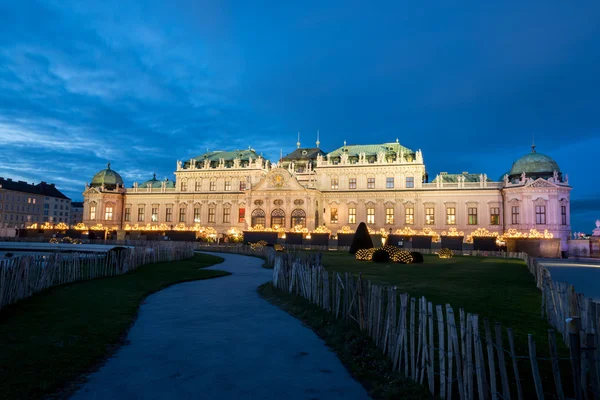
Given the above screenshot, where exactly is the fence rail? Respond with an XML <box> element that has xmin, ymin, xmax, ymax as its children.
<box><xmin>272</xmin><ymin>253</ymin><xmax>600</xmax><ymax>400</ymax></box>
<box><xmin>0</xmin><ymin>242</ymin><xmax>195</xmax><ymax>312</ymax></box>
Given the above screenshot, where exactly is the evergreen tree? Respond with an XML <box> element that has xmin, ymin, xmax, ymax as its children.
<box><xmin>349</xmin><ymin>222</ymin><xmax>374</xmax><ymax>254</ymax></box>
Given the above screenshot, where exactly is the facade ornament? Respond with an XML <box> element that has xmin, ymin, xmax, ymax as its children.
<box><xmin>177</xmin><ymin>160</ymin><xmax>182</xmax><ymax>170</ymax></box>
<box><xmin>553</xmin><ymin>170</ymin><xmax>559</xmax><ymax>182</ymax></box>
<box><xmin>415</xmin><ymin>150</ymin><xmax>423</xmax><ymax>163</ymax></box>
<box><xmin>520</xmin><ymin>171</ymin><xmax>526</xmax><ymax>183</ymax></box>
<box><xmin>503</xmin><ymin>174</ymin><xmax>509</xmax><ymax>185</ymax></box>
<box><xmin>564</xmin><ymin>173</ymin><xmax>569</xmax><ymax>184</ymax></box>
<box><xmin>377</xmin><ymin>151</ymin><xmax>385</xmax><ymax>163</ymax></box>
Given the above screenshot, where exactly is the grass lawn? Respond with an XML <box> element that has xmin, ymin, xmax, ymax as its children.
<box><xmin>0</xmin><ymin>253</ymin><xmax>228</xmax><ymax>400</ymax></box>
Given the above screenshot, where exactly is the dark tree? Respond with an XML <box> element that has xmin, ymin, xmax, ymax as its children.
<box><xmin>349</xmin><ymin>222</ymin><xmax>373</xmax><ymax>254</ymax></box>
<box><xmin>372</xmin><ymin>249</ymin><xmax>390</xmax><ymax>263</ymax></box>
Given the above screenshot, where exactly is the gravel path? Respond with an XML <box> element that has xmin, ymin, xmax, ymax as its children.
<box><xmin>72</xmin><ymin>252</ymin><xmax>369</xmax><ymax>400</ymax></box>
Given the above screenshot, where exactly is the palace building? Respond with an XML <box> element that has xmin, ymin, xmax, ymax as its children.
<box><xmin>82</xmin><ymin>139</ymin><xmax>572</xmax><ymax>245</ymax></box>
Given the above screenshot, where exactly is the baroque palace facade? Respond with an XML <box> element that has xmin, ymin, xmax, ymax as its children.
<box><xmin>82</xmin><ymin>140</ymin><xmax>572</xmax><ymax>244</ymax></box>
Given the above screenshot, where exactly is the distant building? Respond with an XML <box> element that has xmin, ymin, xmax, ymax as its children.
<box><xmin>82</xmin><ymin>141</ymin><xmax>572</xmax><ymax>246</ymax></box>
<box><xmin>70</xmin><ymin>201</ymin><xmax>84</xmax><ymax>225</ymax></box>
<box><xmin>0</xmin><ymin>177</ymin><xmax>71</xmax><ymax>228</ymax></box>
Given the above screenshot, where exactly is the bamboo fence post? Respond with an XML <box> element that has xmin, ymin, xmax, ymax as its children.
<box><xmin>569</xmin><ymin>317</ymin><xmax>583</xmax><ymax>400</ymax></box>
<box><xmin>411</xmin><ymin>296</ymin><xmax>417</xmax><ymax>380</ymax></box>
<box><xmin>494</xmin><ymin>323</ymin><xmax>511</xmax><ymax>400</ymax></box>
<box><xmin>484</xmin><ymin>319</ymin><xmax>498</xmax><ymax>400</ymax></box>
<box><xmin>587</xmin><ymin>333</ymin><xmax>600</xmax><ymax>400</ymax></box>
<box><xmin>548</xmin><ymin>330</ymin><xmax>565</xmax><ymax>400</ymax></box>
<box><xmin>467</xmin><ymin>313</ymin><xmax>474</xmax><ymax>400</ymax></box>
<box><xmin>446</xmin><ymin>304</ymin><xmax>454</xmax><ymax>400</ymax></box>
<box><xmin>448</xmin><ymin>307</ymin><xmax>465</xmax><ymax>400</ymax></box>
<box><xmin>437</xmin><ymin>304</ymin><xmax>446</xmax><ymax>399</ymax></box>
<box><xmin>507</xmin><ymin>328</ymin><xmax>524</xmax><ymax>400</ymax></box>
<box><xmin>528</xmin><ymin>334</ymin><xmax>545</xmax><ymax>400</ymax></box>
<box><xmin>471</xmin><ymin>315</ymin><xmax>489</xmax><ymax>400</ymax></box>
<box><xmin>427</xmin><ymin>302</ymin><xmax>435</xmax><ymax>395</ymax></box>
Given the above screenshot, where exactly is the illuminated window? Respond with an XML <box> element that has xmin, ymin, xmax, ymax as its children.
<box><xmin>208</xmin><ymin>207</ymin><xmax>216</xmax><ymax>223</ymax></box>
<box><xmin>210</xmin><ymin>181</ymin><xmax>216</xmax><ymax>191</ymax></box>
<box><xmin>468</xmin><ymin>208</ymin><xmax>478</xmax><ymax>225</ymax></box>
<box><xmin>406</xmin><ymin>177</ymin><xmax>415</xmax><ymax>188</ymax></box>
<box><xmin>239</xmin><ymin>208</ymin><xmax>245</xmax><ymax>223</ymax></box>
<box><xmin>151</xmin><ymin>207</ymin><xmax>158</xmax><ymax>222</ymax></box>
<box><xmin>105</xmin><ymin>206</ymin><xmax>113</xmax><ymax>221</ymax></box>
<box><xmin>490</xmin><ymin>207</ymin><xmax>500</xmax><ymax>225</ymax></box>
<box><xmin>137</xmin><ymin>207</ymin><xmax>145</xmax><ymax>222</ymax></box>
<box><xmin>225</xmin><ymin>181</ymin><xmax>231</xmax><ymax>191</ymax></box>
<box><xmin>535</xmin><ymin>206</ymin><xmax>546</xmax><ymax>224</ymax></box>
<box><xmin>239</xmin><ymin>181</ymin><xmax>246</xmax><ymax>191</ymax></box>
<box><xmin>349</xmin><ymin>178</ymin><xmax>357</xmax><ymax>189</ymax></box>
<box><xmin>405</xmin><ymin>208</ymin><xmax>414</xmax><ymax>224</ymax></box>
<box><xmin>223</xmin><ymin>207</ymin><xmax>231</xmax><ymax>223</ymax></box>
<box><xmin>194</xmin><ymin>207</ymin><xmax>201</xmax><ymax>223</ymax></box>
<box><xmin>181</xmin><ymin>181</ymin><xmax>187</xmax><ymax>191</ymax></box>
<box><xmin>386</xmin><ymin>177</ymin><xmax>394</xmax><ymax>189</ymax></box>
<box><xmin>89</xmin><ymin>205</ymin><xmax>96</xmax><ymax>220</ymax></box>
<box><xmin>425</xmin><ymin>207</ymin><xmax>435</xmax><ymax>225</ymax></box>
<box><xmin>195</xmin><ymin>181</ymin><xmax>201</xmax><ymax>191</ymax></box>
<box><xmin>446</xmin><ymin>208</ymin><xmax>456</xmax><ymax>225</ymax></box>
<box><xmin>348</xmin><ymin>208</ymin><xmax>356</xmax><ymax>224</ymax></box>
<box><xmin>367</xmin><ymin>178</ymin><xmax>375</xmax><ymax>189</ymax></box>
<box><xmin>561</xmin><ymin>206</ymin><xmax>567</xmax><ymax>225</ymax></box>
<box><xmin>330</xmin><ymin>208</ymin><xmax>338</xmax><ymax>224</ymax></box>
<box><xmin>385</xmin><ymin>208</ymin><xmax>394</xmax><ymax>224</ymax></box>
<box><xmin>331</xmin><ymin>178</ymin><xmax>339</xmax><ymax>190</ymax></box>
<box><xmin>166</xmin><ymin>207</ymin><xmax>173</xmax><ymax>222</ymax></box>
<box><xmin>511</xmin><ymin>206</ymin><xmax>519</xmax><ymax>224</ymax></box>
<box><xmin>179</xmin><ymin>208</ymin><xmax>186</xmax><ymax>222</ymax></box>
<box><xmin>367</xmin><ymin>208</ymin><xmax>375</xmax><ymax>224</ymax></box>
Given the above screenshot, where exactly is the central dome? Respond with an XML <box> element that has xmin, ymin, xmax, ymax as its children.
<box><xmin>91</xmin><ymin>162</ymin><xmax>124</xmax><ymax>190</ymax></box>
<box><xmin>508</xmin><ymin>147</ymin><xmax>560</xmax><ymax>178</ymax></box>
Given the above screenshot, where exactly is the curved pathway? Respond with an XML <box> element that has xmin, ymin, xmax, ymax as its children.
<box><xmin>72</xmin><ymin>252</ymin><xmax>368</xmax><ymax>400</ymax></box>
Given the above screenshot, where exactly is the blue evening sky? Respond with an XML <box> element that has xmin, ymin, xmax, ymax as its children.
<box><xmin>0</xmin><ymin>1</ymin><xmax>598</xmax><ymax>232</ymax></box>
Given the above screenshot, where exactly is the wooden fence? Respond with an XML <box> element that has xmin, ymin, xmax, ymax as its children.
<box><xmin>0</xmin><ymin>242</ymin><xmax>195</xmax><ymax>312</ymax></box>
<box><xmin>272</xmin><ymin>254</ymin><xmax>600</xmax><ymax>400</ymax></box>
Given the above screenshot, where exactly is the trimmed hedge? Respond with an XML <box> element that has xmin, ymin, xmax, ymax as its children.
<box><xmin>349</xmin><ymin>222</ymin><xmax>374</xmax><ymax>254</ymax></box>
<box><xmin>372</xmin><ymin>249</ymin><xmax>390</xmax><ymax>263</ymax></box>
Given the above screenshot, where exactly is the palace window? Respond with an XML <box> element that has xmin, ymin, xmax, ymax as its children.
<box><xmin>490</xmin><ymin>207</ymin><xmax>500</xmax><ymax>225</ymax></box>
<box><xmin>511</xmin><ymin>206</ymin><xmax>519</xmax><ymax>224</ymax></box>
<box><xmin>181</xmin><ymin>181</ymin><xmax>187</xmax><ymax>191</ymax></box>
<box><xmin>138</xmin><ymin>207</ymin><xmax>145</xmax><ymax>222</ymax></box>
<box><xmin>194</xmin><ymin>207</ymin><xmax>201</xmax><ymax>223</ymax></box>
<box><xmin>166</xmin><ymin>207</ymin><xmax>173</xmax><ymax>222</ymax></box>
<box><xmin>210</xmin><ymin>181</ymin><xmax>216</xmax><ymax>191</ymax></box>
<box><xmin>561</xmin><ymin>206</ymin><xmax>567</xmax><ymax>225</ymax></box>
<box><xmin>330</xmin><ymin>208</ymin><xmax>338</xmax><ymax>224</ymax></box>
<box><xmin>406</xmin><ymin>177</ymin><xmax>415</xmax><ymax>188</ymax></box>
<box><xmin>425</xmin><ymin>207</ymin><xmax>435</xmax><ymax>225</ymax></box>
<box><xmin>208</xmin><ymin>207</ymin><xmax>216</xmax><ymax>223</ymax></box>
<box><xmin>385</xmin><ymin>207</ymin><xmax>394</xmax><ymax>224</ymax></box>
<box><xmin>239</xmin><ymin>208</ymin><xmax>245</xmax><ymax>223</ymax></box>
<box><xmin>224</xmin><ymin>181</ymin><xmax>231</xmax><ymax>191</ymax></box>
<box><xmin>468</xmin><ymin>208</ymin><xmax>478</xmax><ymax>225</ymax></box>
<box><xmin>151</xmin><ymin>207</ymin><xmax>159</xmax><ymax>222</ymax></box>
<box><xmin>367</xmin><ymin>178</ymin><xmax>375</xmax><ymax>189</ymax></box>
<box><xmin>223</xmin><ymin>207</ymin><xmax>231</xmax><ymax>223</ymax></box>
<box><xmin>251</xmin><ymin>209</ymin><xmax>265</xmax><ymax>227</ymax></box>
<box><xmin>105</xmin><ymin>206</ymin><xmax>113</xmax><ymax>221</ymax></box>
<box><xmin>89</xmin><ymin>205</ymin><xmax>96</xmax><ymax>220</ymax></box>
<box><xmin>239</xmin><ymin>181</ymin><xmax>246</xmax><ymax>191</ymax></box>
<box><xmin>331</xmin><ymin>178</ymin><xmax>339</xmax><ymax>190</ymax></box>
<box><xmin>405</xmin><ymin>208</ymin><xmax>414</xmax><ymax>224</ymax></box>
<box><xmin>535</xmin><ymin>206</ymin><xmax>546</xmax><ymax>224</ymax></box>
<box><xmin>195</xmin><ymin>181</ymin><xmax>201</xmax><ymax>191</ymax></box>
<box><xmin>291</xmin><ymin>209</ymin><xmax>306</xmax><ymax>228</ymax></box>
<box><xmin>367</xmin><ymin>208</ymin><xmax>375</xmax><ymax>224</ymax></box>
<box><xmin>271</xmin><ymin>208</ymin><xmax>285</xmax><ymax>228</ymax></box>
<box><xmin>446</xmin><ymin>207</ymin><xmax>456</xmax><ymax>225</ymax></box>
<box><xmin>179</xmin><ymin>208</ymin><xmax>186</xmax><ymax>223</ymax></box>
<box><xmin>348</xmin><ymin>208</ymin><xmax>356</xmax><ymax>224</ymax></box>
<box><xmin>386</xmin><ymin>177</ymin><xmax>394</xmax><ymax>189</ymax></box>
<box><xmin>349</xmin><ymin>178</ymin><xmax>357</xmax><ymax>189</ymax></box>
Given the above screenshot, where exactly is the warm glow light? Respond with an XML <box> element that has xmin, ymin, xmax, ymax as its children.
<box><xmin>502</xmin><ymin>228</ymin><xmax>554</xmax><ymax>239</ymax></box>
<box><xmin>73</xmin><ymin>223</ymin><xmax>89</xmax><ymax>230</ymax></box>
<box><xmin>394</xmin><ymin>226</ymin><xmax>417</xmax><ymax>236</ymax></box>
<box><xmin>314</xmin><ymin>225</ymin><xmax>331</xmax><ymax>234</ymax></box>
<box><xmin>437</xmin><ymin>248</ymin><xmax>454</xmax><ymax>259</ymax></box>
<box><xmin>337</xmin><ymin>226</ymin><xmax>355</xmax><ymax>234</ymax></box>
<box><xmin>441</xmin><ymin>227</ymin><xmax>464</xmax><ymax>237</ymax></box>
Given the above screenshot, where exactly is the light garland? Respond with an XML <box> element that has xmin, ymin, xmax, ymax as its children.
<box><xmin>419</xmin><ymin>227</ymin><xmax>441</xmax><ymax>242</ymax></box>
<box><xmin>313</xmin><ymin>225</ymin><xmax>331</xmax><ymax>234</ymax></box>
<box><xmin>441</xmin><ymin>227</ymin><xmax>464</xmax><ymax>237</ymax></box>
<box><xmin>73</xmin><ymin>223</ymin><xmax>89</xmax><ymax>230</ymax></box>
<box><xmin>355</xmin><ymin>248</ymin><xmax>376</xmax><ymax>261</ymax></box>
<box><xmin>393</xmin><ymin>227</ymin><xmax>417</xmax><ymax>236</ymax></box>
<box><xmin>337</xmin><ymin>226</ymin><xmax>355</xmax><ymax>234</ymax></box>
<box><xmin>89</xmin><ymin>223</ymin><xmax>106</xmax><ymax>230</ymax></box>
<box><xmin>368</xmin><ymin>227</ymin><xmax>389</xmax><ymax>237</ymax></box>
<box><xmin>55</xmin><ymin>222</ymin><xmax>69</xmax><ymax>230</ymax></box>
<box><xmin>290</xmin><ymin>224</ymin><xmax>309</xmax><ymax>233</ymax></box>
<box><xmin>437</xmin><ymin>248</ymin><xmax>454</xmax><ymax>259</ymax></box>
<box><xmin>502</xmin><ymin>228</ymin><xmax>554</xmax><ymax>239</ymax></box>
<box><xmin>466</xmin><ymin>227</ymin><xmax>500</xmax><ymax>243</ymax></box>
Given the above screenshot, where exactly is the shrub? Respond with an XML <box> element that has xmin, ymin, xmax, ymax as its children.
<box><xmin>410</xmin><ymin>251</ymin><xmax>424</xmax><ymax>263</ymax></box>
<box><xmin>391</xmin><ymin>250</ymin><xmax>413</xmax><ymax>264</ymax></box>
<box><xmin>372</xmin><ymin>249</ymin><xmax>390</xmax><ymax>263</ymax></box>
<box><xmin>437</xmin><ymin>248</ymin><xmax>453</xmax><ymax>259</ymax></box>
<box><xmin>349</xmin><ymin>222</ymin><xmax>373</xmax><ymax>254</ymax></box>
<box><xmin>274</xmin><ymin>244</ymin><xmax>285</xmax><ymax>252</ymax></box>
<box><xmin>355</xmin><ymin>248</ymin><xmax>375</xmax><ymax>261</ymax></box>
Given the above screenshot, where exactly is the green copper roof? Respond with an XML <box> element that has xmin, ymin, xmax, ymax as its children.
<box><xmin>431</xmin><ymin>173</ymin><xmax>492</xmax><ymax>183</ymax></box>
<box><xmin>91</xmin><ymin>163</ymin><xmax>124</xmax><ymax>189</ymax></box>
<box><xmin>138</xmin><ymin>174</ymin><xmax>175</xmax><ymax>188</ymax></box>
<box><xmin>509</xmin><ymin>149</ymin><xmax>560</xmax><ymax>176</ymax></box>
<box><xmin>327</xmin><ymin>142</ymin><xmax>414</xmax><ymax>159</ymax></box>
<box><xmin>282</xmin><ymin>148</ymin><xmax>326</xmax><ymax>161</ymax></box>
<box><xmin>189</xmin><ymin>149</ymin><xmax>261</xmax><ymax>164</ymax></box>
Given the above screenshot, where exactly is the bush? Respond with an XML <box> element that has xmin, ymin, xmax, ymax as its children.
<box><xmin>355</xmin><ymin>248</ymin><xmax>375</xmax><ymax>261</ymax></box>
<box><xmin>391</xmin><ymin>250</ymin><xmax>413</xmax><ymax>264</ymax></box>
<box><xmin>437</xmin><ymin>248</ymin><xmax>453</xmax><ymax>259</ymax></box>
<box><xmin>372</xmin><ymin>249</ymin><xmax>390</xmax><ymax>263</ymax></box>
<box><xmin>410</xmin><ymin>252</ymin><xmax>424</xmax><ymax>263</ymax></box>
<box><xmin>349</xmin><ymin>222</ymin><xmax>373</xmax><ymax>254</ymax></box>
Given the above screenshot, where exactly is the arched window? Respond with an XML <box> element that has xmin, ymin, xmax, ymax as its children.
<box><xmin>271</xmin><ymin>208</ymin><xmax>285</xmax><ymax>228</ymax></box>
<box><xmin>251</xmin><ymin>209</ymin><xmax>266</xmax><ymax>227</ymax></box>
<box><xmin>291</xmin><ymin>209</ymin><xmax>306</xmax><ymax>228</ymax></box>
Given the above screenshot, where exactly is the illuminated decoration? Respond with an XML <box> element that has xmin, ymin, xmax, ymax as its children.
<box><xmin>465</xmin><ymin>228</ymin><xmax>500</xmax><ymax>243</ymax></box>
<box><xmin>314</xmin><ymin>225</ymin><xmax>331</xmax><ymax>234</ymax></box>
<box><xmin>247</xmin><ymin>224</ymin><xmax>285</xmax><ymax>233</ymax></box>
<box><xmin>419</xmin><ymin>227</ymin><xmax>441</xmax><ymax>242</ymax></box>
<box><xmin>337</xmin><ymin>226</ymin><xmax>355</xmax><ymax>234</ymax></box>
<box><xmin>502</xmin><ymin>228</ymin><xmax>554</xmax><ymax>239</ymax></box>
<box><xmin>174</xmin><ymin>223</ymin><xmax>187</xmax><ymax>231</ymax></box>
<box><xmin>290</xmin><ymin>224</ymin><xmax>309</xmax><ymax>233</ymax></box>
<box><xmin>274</xmin><ymin>244</ymin><xmax>285</xmax><ymax>252</ymax></box>
<box><xmin>368</xmin><ymin>227</ymin><xmax>389</xmax><ymax>237</ymax></box>
<box><xmin>306</xmin><ymin>233</ymin><xmax>311</xmax><ymax>239</ymax></box>
<box><xmin>27</xmin><ymin>223</ymin><xmax>39</xmax><ymax>229</ymax></box>
<box><xmin>437</xmin><ymin>248</ymin><xmax>454</xmax><ymax>259</ymax></box>
<box><xmin>227</xmin><ymin>227</ymin><xmax>243</xmax><ymax>243</ymax></box>
<box><xmin>394</xmin><ymin>227</ymin><xmax>417</xmax><ymax>236</ymax></box>
<box><xmin>392</xmin><ymin>250</ymin><xmax>414</xmax><ymax>264</ymax></box>
<box><xmin>49</xmin><ymin>238</ymin><xmax>59</xmax><ymax>243</ymax></box>
<box><xmin>73</xmin><ymin>223</ymin><xmax>89</xmax><ymax>230</ymax></box>
<box><xmin>250</xmin><ymin>240</ymin><xmax>268</xmax><ymax>251</ymax></box>
<box><xmin>441</xmin><ymin>227</ymin><xmax>464</xmax><ymax>237</ymax></box>
<box><xmin>89</xmin><ymin>223</ymin><xmax>107</xmax><ymax>230</ymax></box>
<box><xmin>60</xmin><ymin>236</ymin><xmax>81</xmax><ymax>244</ymax></box>
<box><xmin>55</xmin><ymin>222</ymin><xmax>69</xmax><ymax>230</ymax></box>
<box><xmin>39</xmin><ymin>222</ymin><xmax>54</xmax><ymax>230</ymax></box>
<box><xmin>355</xmin><ymin>248</ymin><xmax>376</xmax><ymax>261</ymax></box>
